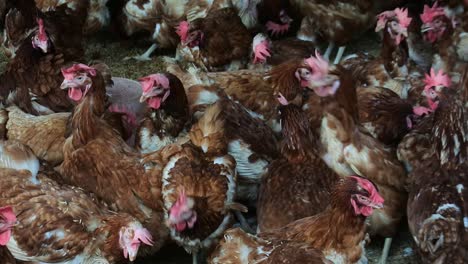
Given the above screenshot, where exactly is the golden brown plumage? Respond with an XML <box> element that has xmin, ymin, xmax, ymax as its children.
<box><xmin>209</xmin><ymin>228</ymin><xmax>331</xmax><ymax>264</ymax></box>
<box><xmin>357</xmin><ymin>87</ymin><xmax>414</xmax><ymax>146</ymax></box>
<box><xmin>176</xmin><ymin>8</ymin><xmax>252</xmax><ymax>71</ymax></box>
<box><xmin>167</xmin><ymin>58</ymin><xmax>314</xmax><ymax>133</ymax></box>
<box><xmin>0</xmin><ymin>3</ymin><xmax>86</xmax><ymax>114</ymax></box>
<box><xmin>291</xmin><ymin>0</ymin><xmax>374</xmax><ymax>46</ymax></box>
<box><xmin>0</xmin><ymin>140</ymin><xmax>153</xmax><ymax>263</ymax></box>
<box><xmin>406</xmin><ymin>69</ymin><xmax>468</xmax><ymax>262</ymax></box>
<box><xmin>4</xmin><ymin>106</ymin><xmax>69</xmax><ymax>165</ymax></box>
<box><xmin>212</xmin><ymin>176</ymin><xmax>384</xmax><ymax>264</ymax></box>
<box><xmin>188</xmin><ymin>91</ymin><xmax>279</xmax><ymax>205</ymax></box>
<box><xmin>136</xmin><ymin>73</ymin><xmax>191</xmax><ymax>153</ymax></box>
<box><xmin>58</xmin><ymin>65</ymin><xmax>170</xmax><ymax>256</ymax></box>
<box><xmin>257</xmin><ymin>104</ymin><xmax>339</xmax><ymax>232</ymax></box>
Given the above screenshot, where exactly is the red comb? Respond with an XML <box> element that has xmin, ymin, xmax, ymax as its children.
<box><xmin>61</xmin><ymin>64</ymin><xmax>96</xmax><ymax>80</ymax></box>
<box><xmin>424</xmin><ymin>68</ymin><xmax>451</xmax><ymax>91</ymax></box>
<box><xmin>304</xmin><ymin>50</ymin><xmax>330</xmax><ymax>80</ymax></box>
<box><xmin>176</xmin><ymin>21</ymin><xmax>190</xmax><ymax>43</ymax></box>
<box><xmin>376</xmin><ymin>8</ymin><xmax>412</xmax><ymax>32</ymax></box>
<box><xmin>394</xmin><ymin>8</ymin><xmax>412</xmax><ymax>28</ymax></box>
<box><xmin>420</xmin><ymin>3</ymin><xmax>446</xmax><ymax>23</ymax></box>
<box><xmin>139</xmin><ymin>74</ymin><xmax>170</xmax><ymax>93</ymax></box>
<box><xmin>350</xmin><ymin>176</ymin><xmax>384</xmax><ymax>205</ymax></box>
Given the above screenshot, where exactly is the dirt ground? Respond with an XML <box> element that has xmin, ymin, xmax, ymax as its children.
<box><xmin>0</xmin><ymin>30</ymin><xmax>419</xmax><ymax>264</ymax></box>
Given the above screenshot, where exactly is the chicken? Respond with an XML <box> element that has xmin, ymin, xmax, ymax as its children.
<box><xmin>209</xmin><ymin>228</ymin><xmax>332</xmax><ymax>264</ymax></box>
<box><xmin>0</xmin><ymin>141</ymin><xmax>154</xmax><ymax>263</ymax></box>
<box><xmin>117</xmin><ymin>0</ymin><xmax>186</xmax><ymax>61</ymax></box>
<box><xmin>175</xmin><ymin>8</ymin><xmax>252</xmax><ymax>71</ymax></box>
<box><xmin>257</xmin><ymin>0</ymin><xmax>295</xmax><ymax>38</ymax></box>
<box><xmin>250</xmin><ymin>33</ymin><xmax>316</xmax><ymax>69</ymax></box>
<box><xmin>357</xmin><ymin>87</ymin><xmax>416</xmax><ymax>146</ymax></box>
<box><xmin>341</xmin><ymin>7</ymin><xmax>415</xmax><ymax>97</ymax></box>
<box><xmin>136</xmin><ymin>73</ymin><xmax>190</xmax><ymax>153</ymax></box>
<box><xmin>406</xmin><ymin>66</ymin><xmax>468</xmax><ymax>262</ymax></box>
<box><xmin>305</xmin><ymin>53</ymin><xmax>407</xmax><ymax>264</ymax></box>
<box><xmin>257</xmin><ymin>101</ymin><xmax>339</xmax><ymax>232</ymax></box>
<box><xmin>58</xmin><ymin>63</ymin><xmax>245</xmax><ymax>262</ymax></box>
<box><xmin>165</xmin><ymin>55</ymin><xmax>317</xmax><ymax>133</ymax></box>
<box><xmin>187</xmin><ymin>86</ymin><xmax>279</xmax><ymax>206</ymax></box>
<box><xmin>118</xmin><ymin>0</ymin><xmax>264</xmax><ymax>62</ymax></box>
<box><xmin>211</xmin><ymin>176</ymin><xmax>384</xmax><ymax>264</ymax></box>
<box><xmin>57</xmin><ymin>63</ymin><xmax>170</xmax><ymax>256</ymax></box>
<box><xmin>83</xmin><ymin>0</ymin><xmax>111</xmax><ymax>34</ymax></box>
<box><xmin>30</xmin><ymin>0</ymin><xmax>109</xmax><ymax>34</ymax></box>
<box><xmin>290</xmin><ymin>0</ymin><xmax>375</xmax><ymax>64</ymax></box>
<box><xmin>0</xmin><ymin>3</ymin><xmax>86</xmax><ymax>114</ymax></box>
<box><xmin>12</xmin><ymin>0</ymin><xmax>87</xmax><ymax>59</ymax></box>
<box><xmin>397</xmin><ymin>68</ymin><xmax>453</xmax><ymax>172</ymax></box>
<box><xmin>420</xmin><ymin>2</ymin><xmax>468</xmax><ymax>82</ymax></box>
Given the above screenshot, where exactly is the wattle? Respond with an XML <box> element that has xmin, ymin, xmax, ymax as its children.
<box><xmin>0</xmin><ymin>230</ymin><xmax>11</xmax><ymax>246</ymax></box>
<box><xmin>147</xmin><ymin>97</ymin><xmax>162</xmax><ymax>109</ymax></box>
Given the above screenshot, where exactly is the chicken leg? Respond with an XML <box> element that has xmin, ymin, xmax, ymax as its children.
<box><xmin>333</xmin><ymin>46</ymin><xmax>346</xmax><ymax>65</ymax></box>
<box><xmin>123</xmin><ymin>43</ymin><xmax>157</xmax><ymax>61</ymax></box>
<box><xmin>234</xmin><ymin>211</ymin><xmax>255</xmax><ymax>234</ymax></box>
<box><xmin>378</xmin><ymin>237</ymin><xmax>392</xmax><ymax>264</ymax></box>
<box><xmin>323</xmin><ymin>42</ymin><xmax>335</xmax><ymax>62</ymax></box>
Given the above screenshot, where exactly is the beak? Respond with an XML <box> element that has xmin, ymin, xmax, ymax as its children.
<box><xmin>139</xmin><ymin>94</ymin><xmax>148</xmax><ymax>103</ymax></box>
<box><xmin>128</xmin><ymin>249</ymin><xmax>138</xmax><ymax>262</ymax></box>
<box><xmin>37</xmin><ymin>41</ymin><xmax>48</xmax><ymax>53</ymax></box>
<box><xmin>421</xmin><ymin>24</ymin><xmax>433</xmax><ymax>33</ymax></box>
<box><xmin>399</xmin><ymin>27</ymin><xmax>408</xmax><ymax>38</ymax></box>
<box><xmin>60</xmin><ymin>79</ymin><xmax>73</xmax><ymax>90</ymax></box>
<box><xmin>370</xmin><ymin>202</ymin><xmax>384</xmax><ymax>209</ymax></box>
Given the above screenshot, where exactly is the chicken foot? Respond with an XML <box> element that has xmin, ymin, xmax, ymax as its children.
<box><xmin>378</xmin><ymin>237</ymin><xmax>393</xmax><ymax>264</ymax></box>
<box><xmin>123</xmin><ymin>43</ymin><xmax>157</xmax><ymax>61</ymax></box>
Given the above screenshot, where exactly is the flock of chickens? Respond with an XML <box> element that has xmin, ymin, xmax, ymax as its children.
<box><xmin>0</xmin><ymin>0</ymin><xmax>466</xmax><ymax>263</ymax></box>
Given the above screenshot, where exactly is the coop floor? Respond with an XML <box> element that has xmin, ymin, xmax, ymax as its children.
<box><xmin>0</xmin><ymin>30</ymin><xmax>418</xmax><ymax>263</ymax></box>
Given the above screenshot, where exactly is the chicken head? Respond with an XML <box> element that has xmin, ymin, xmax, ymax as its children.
<box><xmin>252</xmin><ymin>33</ymin><xmax>271</xmax><ymax>64</ymax></box>
<box><xmin>302</xmin><ymin>50</ymin><xmax>340</xmax><ymax>96</ymax></box>
<box><xmin>139</xmin><ymin>74</ymin><xmax>171</xmax><ymax>109</ymax></box>
<box><xmin>266</xmin><ymin>9</ymin><xmax>293</xmax><ymax>36</ymax></box>
<box><xmin>420</xmin><ymin>3</ymin><xmax>451</xmax><ymax>43</ymax></box>
<box><xmin>0</xmin><ymin>206</ymin><xmax>16</xmax><ymax>246</ymax></box>
<box><xmin>167</xmin><ymin>189</ymin><xmax>197</xmax><ymax>232</ymax></box>
<box><xmin>119</xmin><ymin>222</ymin><xmax>153</xmax><ymax>262</ymax></box>
<box><xmin>376</xmin><ymin>8</ymin><xmax>412</xmax><ymax>45</ymax></box>
<box><xmin>61</xmin><ymin>64</ymin><xmax>97</xmax><ymax>102</ymax></box>
<box><xmin>31</xmin><ymin>18</ymin><xmax>49</xmax><ymax>53</ymax></box>
<box><xmin>349</xmin><ymin>176</ymin><xmax>384</xmax><ymax>217</ymax></box>
<box><xmin>176</xmin><ymin>20</ymin><xmax>204</xmax><ymax>48</ymax></box>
